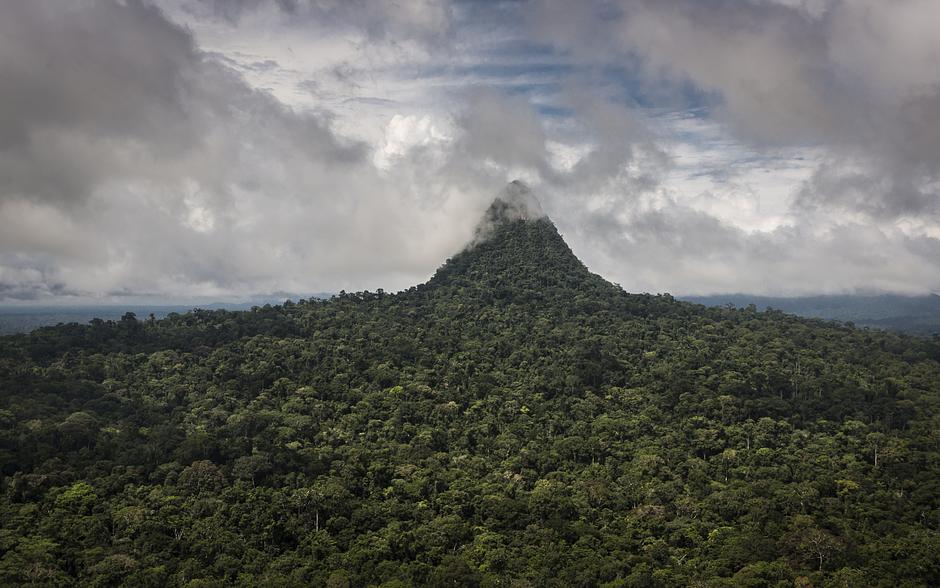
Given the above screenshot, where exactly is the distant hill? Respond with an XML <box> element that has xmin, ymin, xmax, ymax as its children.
<box><xmin>0</xmin><ymin>296</ymin><xmax>334</xmax><ymax>335</ymax></box>
<box><xmin>8</xmin><ymin>293</ymin><xmax>939</xmax><ymax>337</ymax></box>
<box><xmin>0</xmin><ymin>305</ymin><xmax>217</xmax><ymax>336</ymax></box>
<box><xmin>1</xmin><ymin>182</ymin><xmax>939</xmax><ymax>586</ymax></box>
<box><xmin>682</xmin><ymin>294</ymin><xmax>940</xmax><ymax>336</ymax></box>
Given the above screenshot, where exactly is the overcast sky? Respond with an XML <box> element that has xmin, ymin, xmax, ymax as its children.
<box><xmin>2</xmin><ymin>0</ymin><xmax>940</xmax><ymax>303</ymax></box>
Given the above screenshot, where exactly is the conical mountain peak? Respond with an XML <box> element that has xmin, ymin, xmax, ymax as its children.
<box><xmin>427</xmin><ymin>182</ymin><xmax>614</xmax><ymax>297</ymax></box>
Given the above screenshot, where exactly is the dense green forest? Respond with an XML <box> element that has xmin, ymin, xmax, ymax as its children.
<box><xmin>2</xmin><ymin>201</ymin><xmax>940</xmax><ymax>587</ymax></box>
<box><xmin>682</xmin><ymin>295</ymin><xmax>940</xmax><ymax>337</ymax></box>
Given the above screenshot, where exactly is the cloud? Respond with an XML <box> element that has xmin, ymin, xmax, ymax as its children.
<box><xmin>0</xmin><ymin>0</ymin><xmax>473</xmax><ymax>301</ymax></box>
<box><xmin>567</xmin><ymin>202</ymin><xmax>940</xmax><ymax>296</ymax></box>
<box><xmin>528</xmin><ymin>0</ymin><xmax>940</xmax><ymax>221</ymax></box>
<box><xmin>4</xmin><ymin>0</ymin><xmax>645</xmax><ymax>302</ymax></box>
<box><xmin>455</xmin><ymin>89</ymin><xmax>548</xmax><ymax>172</ymax></box>
<box><xmin>0</xmin><ymin>0</ymin><xmax>197</xmax><ymax>204</ymax></box>
<box><xmin>175</xmin><ymin>0</ymin><xmax>454</xmax><ymax>44</ymax></box>
<box><xmin>2</xmin><ymin>0</ymin><xmax>940</xmax><ymax>301</ymax></box>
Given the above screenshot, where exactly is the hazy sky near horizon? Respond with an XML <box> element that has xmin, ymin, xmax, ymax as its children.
<box><xmin>2</xmin><ymin>0</ymin><xmax>940</xmax><ymax>302</ymax></box>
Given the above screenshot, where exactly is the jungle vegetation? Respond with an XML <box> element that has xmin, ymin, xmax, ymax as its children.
<box><xmin>2</xmin><ymin>204</ymin><xmax>940</xmax><ymax>587</ymax></box>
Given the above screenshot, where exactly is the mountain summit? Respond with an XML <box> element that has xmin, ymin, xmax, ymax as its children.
<box><xmin>471</xmin><ymin>179</ymin><xmax>546</xmax><ymax>245</ymax></box>
<box><xmin>428</xmin><ymin>182</ymin><xmax>610</xmax><ymax>296</ymax></box>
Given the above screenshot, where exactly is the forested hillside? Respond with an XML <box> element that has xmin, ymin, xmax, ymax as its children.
<box><xmin>2</xmin><ymin>197</ymin><xmax>940</xmax><ymax>586</ymax></box>
<box><xmin>682</xmin><ymin>294</ymin><xmax>940</xmax><ymax>337</ymax></box>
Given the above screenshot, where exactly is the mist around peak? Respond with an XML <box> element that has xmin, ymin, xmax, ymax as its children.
<box><xmin>470</xmin><ymin>180</ymin><xmax>548</xmax><ymax>246</ymax></box>
<box><xmin>494</xmin><ymin>180</ymin><xmax>546</xmax><ymax>220</ymax></box>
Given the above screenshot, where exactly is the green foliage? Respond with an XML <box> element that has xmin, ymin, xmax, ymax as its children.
<box><xmin>1</xmin><ymin>216</ymin><xmax>940</xmax><ymax>586</ymax></box>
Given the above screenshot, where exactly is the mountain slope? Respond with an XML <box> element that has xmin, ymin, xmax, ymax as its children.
<box><xmin>429</xmin><ymin>181</ymin><xmax>607</xmax><ymax>294</ymax></box>
<box><xmin>1</xmin><ymin>184</ymin><xmax>940</xmax><ymax>587</ymax></box>
<box><xmin>430</xmin><ymin>217</ymin><xmax>597</xmax><ymax>291</ymax></box>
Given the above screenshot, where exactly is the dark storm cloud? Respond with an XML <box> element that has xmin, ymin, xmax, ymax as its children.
<box><xmin>0</xmin><ymin>281</ymin><xmax>78</xmax><ymax>301</ymax></box>
<box><xmin>0</xmin><ymin>0</ymin><xmax>198</xmax><ymax>204</ymax></box>
<box><xmin>0</xmin><ymin>0</ymin><xmax>363</xmax><ymax>206</ymax></box>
